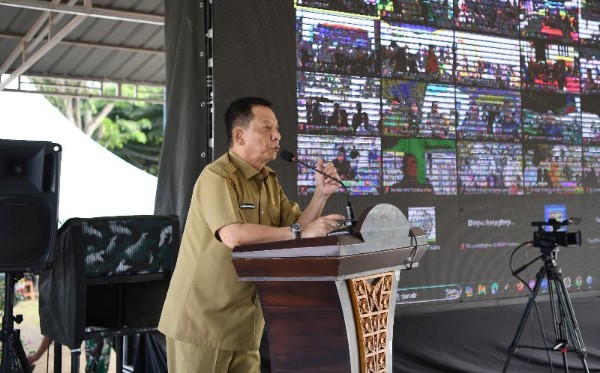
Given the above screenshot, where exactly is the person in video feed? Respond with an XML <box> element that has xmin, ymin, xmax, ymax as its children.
<box><xmin>391</xmin><ymin>152</ymin><xmax>433</xmax><ymax>191</ymax></box>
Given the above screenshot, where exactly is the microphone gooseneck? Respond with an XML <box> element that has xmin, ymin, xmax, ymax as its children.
<box><xmin>280</xmin><ymin>150</ymin><xmax>355</xmax><ymax>231</ymax></box>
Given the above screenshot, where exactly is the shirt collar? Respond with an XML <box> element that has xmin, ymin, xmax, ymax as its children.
<box><xmin>227</xmin><ymin>150</ymin><xmax>274</xmax><ymax>180</ymax></box>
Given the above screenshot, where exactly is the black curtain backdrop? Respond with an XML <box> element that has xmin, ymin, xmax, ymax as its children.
<box><xmin>154</xmin><ymin>0</ymin><xmax>210</xmax><ymax>231</ymax></box>
<box><xmin>211</xmin><ymin>0</ymin><xmax>300</xmax><ymax>195</ymax></box>
<box><xmin>389</xmin><ymin>296</ymin><xmax>600</xmax><ymax>372</ymax></box>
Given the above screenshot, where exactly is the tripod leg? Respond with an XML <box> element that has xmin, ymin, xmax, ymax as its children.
<box><xmin>503</xmin><ymin>265</ymin><xmax>546</xmax><ymax>373</ymax></box>
<box><xmin>546</xmin><ymin>278</ymin><xmax>570</xmax><ymax>371</ymax></box>
<box><xmin>0</xmin><ymin>274</ymin><xmax>32</xmax><ymax>373</ymax></box>
<box><xmin>554</xmin><ymin>278</ymin><xmax>590</xmax><ymax>372</ymax></box>
<box><xmin>10</xmin><ymin>330</ymin><xmax>32</xmax><ymax>373</ymax></box>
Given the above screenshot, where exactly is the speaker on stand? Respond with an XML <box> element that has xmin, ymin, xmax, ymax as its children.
<box><xmin>0</xmin><ymin>139</ymin><xmax>62</xmax><ymax>373</ymax></box>
<box><xmin>39</xmin><ymin>214</ymin><xmax>179</xmax><ymax>373</ymax></box>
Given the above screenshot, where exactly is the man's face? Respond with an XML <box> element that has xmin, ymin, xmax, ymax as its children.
<box><xmin>241</xmin><ymin>105</ymin><xmax>281</xmax><ymax>166</ymax></box>
<box><xmin>406</xmin><ymin>155</ymin><xmax>417</xmax><ymax>177</ymax></box>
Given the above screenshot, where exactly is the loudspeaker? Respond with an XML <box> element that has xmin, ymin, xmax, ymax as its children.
<box><xmin>0</xmin><ymin>139</ymin><xmax>61</xmax><ymax>272</ymax></box>
<box><xmin>39</xmin><ymin>215</ymin><xmax>179</xmax><ymax>349</ymax></box>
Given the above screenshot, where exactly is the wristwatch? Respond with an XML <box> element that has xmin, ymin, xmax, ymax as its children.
<box><xmin>289</xmin><ymin>223</ymin><xmax>302</xmax><ymax>239</ymax></box>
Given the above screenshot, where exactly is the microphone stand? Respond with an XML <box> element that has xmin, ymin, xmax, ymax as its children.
<box><xmin>283</xmin><ymin>152</ymin><xmax>356</xmax><ymax>233</ymax></box>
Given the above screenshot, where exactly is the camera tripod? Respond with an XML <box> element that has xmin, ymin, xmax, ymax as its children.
<box><xmin>0</xmin><ymin>273</ymin><xmax>32</xmax><ymax>373</ymax></box>
<box><xmin>502</xmin><ymin>247</ymin><xmax>589</xmax><ymax>373</ymax></box>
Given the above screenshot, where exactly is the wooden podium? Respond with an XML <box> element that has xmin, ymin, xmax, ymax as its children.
<box><xmin>232</xmin><ymin>203</ymin><xmax>429</xmax><ymax>373</ymax></box>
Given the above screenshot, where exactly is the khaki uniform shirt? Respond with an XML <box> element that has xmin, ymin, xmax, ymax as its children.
<box><xmin>158</xmin><ymin>151</ymin><xmax>301</xmax><ymax>351</ymax></box>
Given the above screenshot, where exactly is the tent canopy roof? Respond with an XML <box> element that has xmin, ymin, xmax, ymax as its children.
<box><xmin>0</xmin><ymin>0</ymin><xmax>165</xmax><ymax>103</ymax></box>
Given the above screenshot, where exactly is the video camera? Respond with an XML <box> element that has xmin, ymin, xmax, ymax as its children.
<box><xmin>531</xmin><ymin>218</ymin><xmax>582</xmax><ymax>251</ymax></box>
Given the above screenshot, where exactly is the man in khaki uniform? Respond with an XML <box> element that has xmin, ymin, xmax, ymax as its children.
<box><xmin>158</xmin><ymin>97</ymin><xmax>345</xmax><ymax>372</ymax></box>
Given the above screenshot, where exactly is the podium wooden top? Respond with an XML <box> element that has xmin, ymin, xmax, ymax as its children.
<box><xmin>232</xmin><ymin>204</ymin><xmax>429</xmax><ymax>281</ymax></box>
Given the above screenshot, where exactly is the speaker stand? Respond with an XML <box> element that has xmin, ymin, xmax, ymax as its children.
<box><xmin>0</xmin><ymin>273</ymin><xmax>32</xmax><ymax>373</ymax></box>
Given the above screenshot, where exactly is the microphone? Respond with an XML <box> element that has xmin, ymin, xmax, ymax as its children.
<box><xmin>280</xmin><ymin>150</ymin><xmax>355</xmax><ymax>231</ymax></box>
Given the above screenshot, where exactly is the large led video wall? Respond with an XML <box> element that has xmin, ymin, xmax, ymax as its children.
<box><xmin>292</xmin><ymin>0</ymin><xmax>600</xmax><ymax>308</ymax></box>
<box><xmin>212</xmin><ymin>0</ymin><xmax>600</xmax><ymax>311</ymax></box>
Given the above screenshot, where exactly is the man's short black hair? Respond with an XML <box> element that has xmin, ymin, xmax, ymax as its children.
<box><xmin>225</xmin><ymin>97</ymin><xmax>273</xmax><ymax>147</ymax></box>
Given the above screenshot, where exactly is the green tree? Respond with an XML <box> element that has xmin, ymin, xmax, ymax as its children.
<box><xmin>99</xmin><ymin>101</ymin><xmax>164</xmax><ymax>176</ymax></box>
<box><xmin>34</xmin><ymin>78</ymin><xmax>164</xmax><ymax>175</ymax></box>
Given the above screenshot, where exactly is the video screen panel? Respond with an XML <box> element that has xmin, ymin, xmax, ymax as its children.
<box><xmin>379</xmin><ymin>0</ymin><xmax>454</xmax><ymax>29</ymax></box>
<box><xmin>455</xmin><ymin>87</ymin><xmax>521</xmax><ymax>141</ymax></box>
<box><xmin>383</xmin><ymin>138</ymin><xmax>457</xmax><ymax>195</ymax></box>
<box><xmin>520</xmin><ymin>0</ymin><xmax>579</xmax><ymax>43</ymax></box>
<box><xmin>521</xmin><ymin>91</ymin><xmax>581</xmax><ymax>144</ymax></box>
<box><xmin>380</xmin><ymin>22</ymin><xmax>454</xmax><ymax>84</ymax></box>
<box><xmin>297</xmin><ymin>135</ymin><xmax>381</xmax><ymax>195</ymax></box>
<box><xmin>582</xmin><ymin>93</ymin><xmax>600</xmax><ymax>145</ymax></box>
<box><xmin>295</xmin><ymin>0</ymin><xmax>378</xmax><ymax>16</ymax></box>
<box><xmin>457</xmin><ymin>141</ymin><xmax>523</xmax><ymax>195</ymax></box>
<box><xmin>582</xmin><ymin>146</ymin><xmax>600</xmax><ymax>193</ymax></box>
<box><xmin>454</xmin><ymin>0</ymin><xmax>519</xmax><ymax>37</ymax></box>
<box><xmin>521</xmin><ymin>40</ymin><xmax>580</xmax><ymax>93</ymax></box>
<box><xmin>211</xmin><ymin>0</ymin><xmax>600</xmax><ymax>313</ymax></box>
<box><xmin>579</xmin><ymin>47</ymin><xmax>600</xmax><ymax>94</ymax></box>
<box><xmin>381</xmin><ymin>80</ymin><xmax>456</xmax><ymax>139</ymax></box>
<box><xmin>297</xmin><ymin>71</ymin><xmax>380</xmax><ymax>136</ymax></box>
<box><xmin>579</xmin><ymin>0</ymin><xmax>600</xmax><ymax>46</ymax></box>
<box><xmin>455</xmin><ymin>31</ymin><xmax>521</xmax><ymax>89</ymax></box>
<box><xmin>408</xmin><ymin>206</ymin><xmax>437</xmax><ymax>243</ymax></box>
<box><xmin>523</xmin><ymin>144</ymin><xmax>583</xmax><ymax>194</ymax></box>
<box><xmin>296</xmin><ymin>9</ymin><xmax>377</xmax><ymax>76</ymax></box>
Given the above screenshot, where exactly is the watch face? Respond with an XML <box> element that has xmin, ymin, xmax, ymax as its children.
<box><xmin>290</xmin><ymin>223</ymin><xmax>302</xmax><ymax>239</ymax></box>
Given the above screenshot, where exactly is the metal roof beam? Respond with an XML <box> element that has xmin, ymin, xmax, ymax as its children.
<box><xmin>0</xmin><ymin>31</ymin><xmax>165</xmax><ymax>55</ymax></box>
<box><xmin>0</xmin><ymin>0</ymin><xmax>67</xmax><ymax>76</ymax></box>
<box><xmin>6</xmin><ymin>74</ymin><xmax>165</xmax><ymax>104</ymax></box>
<box><xmin>0</xmin><ymin>14</ymin><xmax>86</xmax><ymax>90</ymax></box>
<box><xmin>0</xmin><ymin>0</ymin><xmax>164</xmax><ymax>26</ymax></box>
<box><xmin>4</xmin><ymin>88</ymin><xmax>165</xmax><ymax>104</ymax></box>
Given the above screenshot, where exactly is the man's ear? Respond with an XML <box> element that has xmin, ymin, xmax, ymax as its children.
<box><xmin>232</xmin><ymin>127</ymin><xmax>244</xmax><ymax>145</ymax></box>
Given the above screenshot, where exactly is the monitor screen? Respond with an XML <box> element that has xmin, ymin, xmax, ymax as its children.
<box><xmin>455</xmin><ymin>31</ymin><xmax>521</xmax><ymax>89</ymax></box>
<box><xmin>522</xmin><ymin>91</ymin><xmax>581</xmax><ymax>143</ymax></box>
<box><xmin>520</xmin><ymin>0</ymin><xmax>579</xmax><ymax>43</ymax></box>
<box><xmin>382</xmin><ymin>80</ymin><xmax>456</xmax><ymax>139</ymax></box>
<box><xmin>454</xmin><ymin>0</ymin><xmax>519</xmax><ymax>37</ymax></box>
<box><xmin>456</xmin><ymin>87</ymin><xmax>521</xmax><ymax>141</ymax></box>
<box><xmin>380</xmin><ymin>22</ymin><xmax>454</xmax><ymax>84</ymax></box>
<box><xmin>521</xmin><ymin>40</ymin><xmax>580</xmax><ymax>93</ymax></box>
<box><xmin>457</xmin><ymin>141</ymin><xmax>523</xmax><ymax>195</ymax></box>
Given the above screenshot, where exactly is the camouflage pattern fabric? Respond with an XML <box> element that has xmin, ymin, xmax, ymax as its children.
<box><xmin>85</xmin><ymin>338</ymin><xmax>113</xmax><ymax>373</ymax></box>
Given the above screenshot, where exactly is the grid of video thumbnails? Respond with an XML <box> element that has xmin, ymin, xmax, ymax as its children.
<box><xmin>294</xmin><ymin>0</ymin><xmax>600</xmax><ymax>197</ymax></box>
<box><xmin>293</xmin><ymin>0</ymin><xmax>599</xmax><ymax>304</ymax></box>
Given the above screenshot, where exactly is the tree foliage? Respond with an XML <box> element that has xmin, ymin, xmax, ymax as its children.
<box><xmin>38</xmin><ymin>79</ymin><xmax>164</xmax><ymax>176</ymax></box>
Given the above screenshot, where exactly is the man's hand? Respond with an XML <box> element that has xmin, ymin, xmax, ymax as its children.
<box><xmin>314</xmin><ymin>158</ymin><xmax>343</xmax><ymax>197</ymax></box>
<box><xmin>302</xmin><ymin>214</ymin><xmax>346</xmax><ymax>238</ymax></box>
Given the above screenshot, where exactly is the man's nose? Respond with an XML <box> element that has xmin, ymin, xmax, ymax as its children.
<box><xmin>272</xmin><ymin>129</ymin><xmax>281</xmax><ymax>140</ymax></box>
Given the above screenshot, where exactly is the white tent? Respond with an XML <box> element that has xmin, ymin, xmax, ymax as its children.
<box><xmin>0</xmin><ymin>90</ymin><xmax>158</xmax><ymax>224</ymax></box>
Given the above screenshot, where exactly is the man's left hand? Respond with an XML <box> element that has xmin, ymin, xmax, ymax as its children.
<box><xmin>315</xmin><ymin>158</ymin><xmax>343</xmax><ymax>196</ymax></box>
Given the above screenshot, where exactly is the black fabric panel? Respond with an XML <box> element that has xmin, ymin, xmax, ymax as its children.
<box><xmin>391</xmin><ymin>296</ymin><xmax>600</xmax><ymax>372</ymax></box>
<box><xmin>39</xmin><ymin>223</ymin><xmax>86</xmax><ymax>349</ymax></box>
<box><xmin>212</xmin><ymin>0</ymin><xmax>298</xmax><ymax>195</ymax></box>
<box><xmin>155</xmin><ymin>0</ymin><xmax>209</xmax><ymax>233</ymax></box>
<box><xmin>133</xmin><ymin>333</ymin><xmax>168</xmax><ymax>373</ymax></box>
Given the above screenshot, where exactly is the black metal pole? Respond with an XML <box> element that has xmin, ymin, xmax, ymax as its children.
<box><xmin>0</xmin><ymin>273</ymin><xmax>15</xmax><ymax>373</ymax></box>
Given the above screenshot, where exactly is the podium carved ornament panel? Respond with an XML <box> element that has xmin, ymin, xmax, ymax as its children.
<box><xmin>348</xmin><ymin>272</ymin><xmax>393</xmax><ymax>373</ymax></box>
